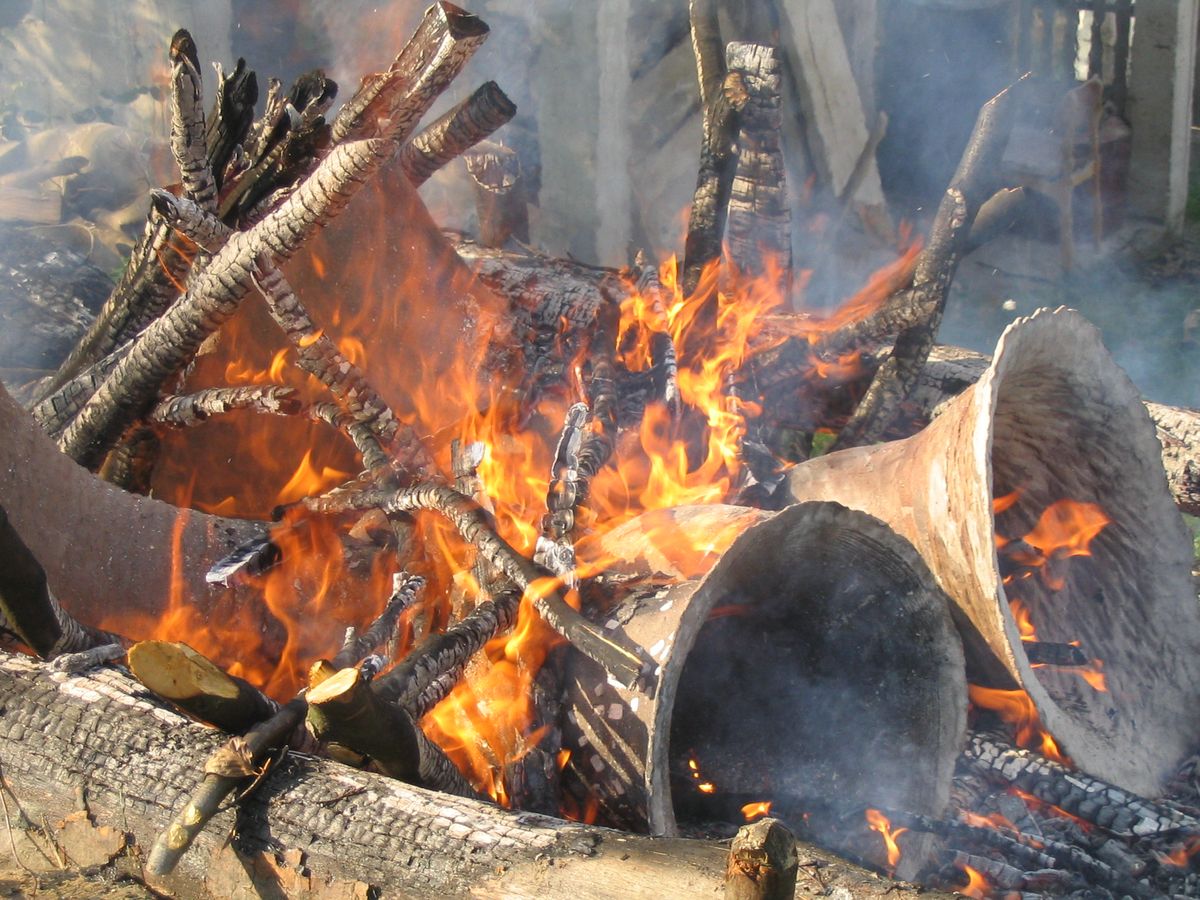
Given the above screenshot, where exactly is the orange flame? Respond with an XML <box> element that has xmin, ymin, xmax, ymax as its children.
<box><xmin>741</xmin><ymin>801</ymin><xmax>772</xmax><ymax>821</ymax></box>
<box><xmin>959</xmin><ymin>864</ymin><xmax>991</xmax><ymax>898</ymax></box>
<box><xmin>967</xmin><ymin>684</ymin><xmax>1072</xmax><ymax>765</ymax></box>
<box><xmin>865</xmin><ymin>808</ymin><xmax>907</xmax><ymax>872</ymax></box>
<box><xmin>112</xmin><ymin>171</ymin><xmax>930</xmax><ymax>808</ymax></box>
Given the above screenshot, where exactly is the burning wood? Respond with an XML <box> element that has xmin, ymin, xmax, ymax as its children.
<box><xmin>3</xmin><ymin>3</ymin><xmax>1200</xmax><ymax>899</ymax></box>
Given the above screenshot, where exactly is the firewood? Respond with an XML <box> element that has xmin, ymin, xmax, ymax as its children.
<box><xmin>464</xmin><ymin>142</ymin><xmax>528</xmax><ymax>247</ymax></box>
<box><xmin>217</xmin><ymin>70</ymin><xmax>336</xmax><ymax>226</ymax></box>
<box><xmin>40</xmin><ymin>215</ymin><xmax>190</xmax><ymax>401</ymax></box>
<box><xmin>149</xmin><ymin>189</ymin><xmax>232</xmax><ymax>252</ymax></box>
<box><xmin>831</xmin><ymin>76</ymin><xmax>1026</xmax><ymax>450</ymax></box>
<box><xmin>961</xmin><ymin>733</ymin><xmax>1199</xmax><ymax>839</ymax></box>
<box><xmin>375</xmin><ymin>483</ymin><xmax>653</xmax><ymax>691</ymax></box>
<box><xmin>58</xmin><ymin>4</ymin><xmax>489</xmax><ymax>469</ymax></box>
<box><xmin>892</xmin><ymin>807</ymin><xmax>1150</xmax><ymax>898</ymax></box>
<box><xmin>536</xmin><ymin>403</ymin><xmax>591</xmax><ymax>579</ymax></box>
<box><xmin>632</xmin><ymin>251</ymin><xmax>681</xmax><ymax>415</ymax></box>
<box><xmin>37</xmin><ymin>29</ymin><xmax>238</xmax><ymax>400</ymax></box>
<box><xmin>204</xmin><ymin>58</ymin><xmax>258</xmax><ymax>192</ymax></box>
<box><xmin>331</xmin><ymin>3</ymin><xmax>487</xmax><ymax>144</ymax></box>
<box><xmin>29</xmin><ymin>342</ymin><xmax>128</xmax><ymax>437</ymax></box>
<box><xmin>941</xmin><ymin>851</ymin><xmax>1035</xmax><ymax>891</ymax></box>
<box><xmin>380</xmin><ymin>586</ymin><xmax>521</xmax><ymax>719</ymax></box>
<box><xmin>148</xmin><ymin>385</ymin><xmax>301</xmax><ymax>427</ymax></box>
<box><xmin>305</xmin><ymin>665</ymin><xmax>480</xmax><ymax>799</ymax></box>
<box><xmin>681</xmin><ymin>16</ymin><xmax>748</xmax><ymax>303</ymax></box>
<box><xmin>250</xmin><ymin>257</ymin><xmax>433</xmax><ymax>477</ymax></box>
<box><xmin>147</xmin><ymin>572</ymin><xmax>428</xmax><ymax>876</ymax></box>
<box><xmin>725</xmin><ymin>818</ymin><xmax>799</xmax><ymax>900</ymax></box>
<box><xmin>724</xmin><ymin>43</ymin><xmax>791</xmax><ymax>296</ymax></box>
<box><xmin>304</xmin><ymin>479</ymin><xmax>648</xmax><ymax>693</ymax></box>
<box><xmin>0</xmin><ymin>653</ymin><xmax>942</xmax><ymax>898</ymax></box>
<box><xmin>168</xmin><ymin>30</ymin><xmax>217</xmax><ymax>213</ymax></box>
<box><xmin>127</xmin><ymin>640</ymin><xmax>279</xmax><ymax>733</ymax></box>
<box><xmin>305</xmin><ymin>402</ymin><xmax>389</xmax><ymax>472</ymax></box>
<box><xmin>97</xmin><ymin>425</ymin><xmax>160</xmax><ymax>494</ymax></box>
<box><xmin>399</xmin><ymin>81</ymin><xmax>517</xmax><ymax>187</ymax></box>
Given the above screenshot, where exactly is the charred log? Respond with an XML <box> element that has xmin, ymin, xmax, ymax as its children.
<box><xmin>0</xmin><ymin>652</ymin><xmax>940</xmax><ymax>899</ymax></box>
<box><xmin>961</xmin><ymin>734</ymin><xmax>1199</xmax><ymax>838</ymax></box>
<box><xmin>464</xmin><ymin>142</ymin><xmax>529</xmax><ymax>247</ymax></box>
<box><xmin>399</xmin><ymin>81</ymin><xmax>517</xmax><ymax>187</ymax></box>
<box><xmin>831</xmin><ymin>76</ymin><xmax>1024</xmax><ymax>450</ymax></box>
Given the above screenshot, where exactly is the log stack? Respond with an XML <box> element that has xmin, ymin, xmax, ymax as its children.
<box><xmin>0</xmin><ymin>2</ymin><xmax>1199</xmax><ymax>899</ymax></box>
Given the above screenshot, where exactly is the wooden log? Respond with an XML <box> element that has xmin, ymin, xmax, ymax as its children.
<box><xmin>0</xmin><ymin>381</ymin><xmax>260</xmax><ymax>628</ymax></box>
<box><xmin>204</xmin><ymin>57</ymin><xmax>258</xmax><ymax>192</ymax></box>
<box><xmin>148</xmin><ymin>385</ymin><xmax>301</xmax><ymax>427</ymax></box>
<box><xmin>831</xmin><ymin>76</ymin><xmax>1023</xmax><ymax>450</ymax></box>
<box><xmin>0</xmin><ymin>651</ymin><xmax>948</xmax><ymax>899</ymax></box>
<box><xmin>680</xmin><ymin>0</ymin><xmax>746</xmax><ymax>303</ymax></box>
<box><xmin>375</xmin><ymin>483</ymin><xmax>653</xmax><ymax>691</ymax></box>
<box><xmin>464</xmin><ymin>141</ymin><xmax>529</xmax><ymax>247</ymax></box>
<box><xmin>725</xmin><ymin>818</ymin><xmax>799</xmax><ymax>900</ymax></box>
<box><xmin>127</xmin><ymin>641</ymin><xmax>278</xmax><ymax>732</ymax></box>
<box><xmin>961</xmin><ymin>733</ymin><xmax>1198</xmax><ymax>838</ymax></box>
<box><xmin>399</xmin><ymin>80</ymin><xmax>517</xmax><ymax>187</ymax></box>
<box><xmin>168</xmin><ymin>29</ymin><xmax>217</xmax><ymax>213</ymax></box>
<box><xmin>306</xmin><ymin>665</ymin><xmax>479</xmax><ymax>798</ymax></box>
<box><xmin>724</xmin><ymin>43</ymin><xmax>791</xmax><ymax>294</ymax></box>
<box><xmin>58</xmin><ymin>4</ymin><xmax>490</xmax><ymax>468</ymax></box>
<box><xmin>380</xmin><ymin>586</ymin><xmax>521</xmax><ymax>719</ymax></box>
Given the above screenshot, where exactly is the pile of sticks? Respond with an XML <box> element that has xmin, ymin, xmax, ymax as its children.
<box><xmin>1</xmin><ymin>2</ymin><xmax>1200</xmax><ymax>899</ymax></box>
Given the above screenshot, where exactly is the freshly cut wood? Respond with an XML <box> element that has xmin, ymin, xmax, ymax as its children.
<box><xmin>0</xmin><ymin>381</ymin><xmax>259</xmax><ymax>627</ymax></box>
<box><xmin>563</xmin><ymin>501</ymin><xmax>964</xmax><ymax>881</ymax></box>
<box><xmin>0</xmin><ymin>652</ymin><xmax>950</xmax><ymax>899</ymax></box>
<box><xmin>305</xmin><ymin>665</ymin><xmax>478</xmax><ymax>798</ymax></box>
<box><xmin>785</xmin><ymin>308</ymin><xmax>1200</xmax><ymax>797</ymax></box>
<box><xmin>128</xmin><ymin>640</ymin><xmax>278</xmax><ymax>733</ymax></box>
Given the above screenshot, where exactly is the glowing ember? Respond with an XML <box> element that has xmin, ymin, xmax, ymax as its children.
<box><xmin>864</xmin><ymin>808</ymin><xmax>907</xmax><ymax>872</ymax></box>
<box><xmin>741</xmin><ymin>801</ymin><xmax>772</xmax><ymax>821</ymax></box>
<box><xmin>697</xmin><ymin>782</ymin><xmax>716</xmax><ymax>794</ymax></box>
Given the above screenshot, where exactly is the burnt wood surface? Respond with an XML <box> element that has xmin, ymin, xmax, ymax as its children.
<box><xmin>0</xmin><ymin>651</ymin><xmax>951</xmax><ymax>899</ymax></box>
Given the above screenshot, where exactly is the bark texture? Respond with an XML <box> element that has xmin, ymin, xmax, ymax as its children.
<box><xmin>0</xmin><ymin>652</ymin><xmax>947</xmax><ymax>899</ymax></box>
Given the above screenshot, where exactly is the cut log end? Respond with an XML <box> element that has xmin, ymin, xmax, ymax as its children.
<box><xmin>725</xmin><ymin>818</ymin><xmax>799</xmax><ymax>900</ymax></box>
